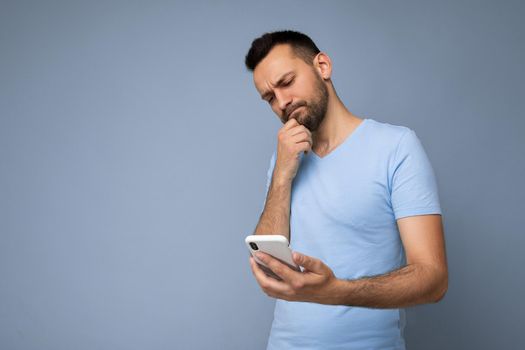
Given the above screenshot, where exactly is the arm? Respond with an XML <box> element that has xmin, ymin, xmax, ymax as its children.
<box><xmin>253</xmin><ymin>174</ymin><xmax>292</xmax><ymax>242</ymax></box>
<box><xmin>331</xmin><ymin>214</ymin><xmax>448</xmax><ymax>308</ymax></box>
<box><xmin>250</xmin><ymin>128</ymin><xmax>447</xmax><ymax>307</ymax></box>
<box><xmin>250</xmin><ymin>214</ymin><xmax>448</xmax><ymax>308</ymax></box>
<box><xmin>253</xmin><ymin>118</ymin><xmax>312</xmax><ymax>242</ymax></box>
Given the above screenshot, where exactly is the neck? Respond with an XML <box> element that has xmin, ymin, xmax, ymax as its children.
<box><xmin>312</xmin><ymin>88</ymin><xmax>363</xmax><ymax>154</ymax></box>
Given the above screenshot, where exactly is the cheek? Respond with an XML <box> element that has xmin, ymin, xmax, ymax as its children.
<box><xmin>293</xmin><ymin>76</ymin><xmax>312</xmax><ymax>99</ymax></box>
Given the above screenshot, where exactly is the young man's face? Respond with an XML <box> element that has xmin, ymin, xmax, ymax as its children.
<box><xmin>253</xmin><ymin>44</ymin><xmax>328</xmax><ymax>131</ymax></box>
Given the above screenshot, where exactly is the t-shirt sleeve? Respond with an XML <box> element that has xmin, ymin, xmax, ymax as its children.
<box><xmin>390</xmin><ymin>129</ymin><xmax>442</xmax><ymax>220</ymax></box>
<box><xmin>260</xmin><ymin>151</ymin><xmax>277</xmax><ymax>214</ymax></box>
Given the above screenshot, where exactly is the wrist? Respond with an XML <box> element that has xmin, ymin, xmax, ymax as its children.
<box><xmin>272</xmin><ymin>173</ymin><xmax>294</xmax><ymax>187</ymax></box>
<box><xmin>326</xmin><ymin>278</ymin><xmax>352</xmax><ymax>306</ymax></box>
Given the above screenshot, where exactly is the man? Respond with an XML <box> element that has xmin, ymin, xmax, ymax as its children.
<box><xmin>244</xmin><ymin>30</ymin><xmax>448</xmax><ymax>349</ymax></box>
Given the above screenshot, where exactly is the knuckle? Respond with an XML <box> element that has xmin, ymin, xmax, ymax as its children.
<box><xmin>292</xmin><ymin>280</ymin><xmax>305</xmax><ymax>290</ymax></box>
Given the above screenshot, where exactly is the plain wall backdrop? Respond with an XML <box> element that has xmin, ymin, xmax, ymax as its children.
<box><xmin>1</xmin><ymin>0</ymin><xmax>524</xmax><ymax>349</ymax></box>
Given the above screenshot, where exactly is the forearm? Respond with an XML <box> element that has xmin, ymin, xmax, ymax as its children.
<box><xmin>254</xmin><ymin>173</ymin><xmax>292</xmax><ymax>242</ymax></box>
<box><xmin>329</xmin><ymin>263</ymin><xmax>448</xmax><ymax>308</ymax></box>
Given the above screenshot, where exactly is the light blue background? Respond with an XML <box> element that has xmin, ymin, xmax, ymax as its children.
<box><xmin>1</xmin><ymin>1</ymin><xmax>524</xmax><ymax>349</ymax></box>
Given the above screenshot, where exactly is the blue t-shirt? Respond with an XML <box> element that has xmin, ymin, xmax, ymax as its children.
<box><xmin>260</xmin><ymin>118</ymin><xmax>442</xmax><ymax>350</ymax></box>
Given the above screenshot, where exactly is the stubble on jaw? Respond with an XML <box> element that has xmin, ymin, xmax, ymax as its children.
<box><xmin>286</xmin><ymin>74</ymin><xmax>328</xmax><ymax>132</ymax></box>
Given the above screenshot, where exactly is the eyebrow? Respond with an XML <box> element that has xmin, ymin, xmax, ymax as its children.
<box><xmin>260</xmin><ymin>71</ymin><xmax>294</xmax><ymax>100</ymax></box>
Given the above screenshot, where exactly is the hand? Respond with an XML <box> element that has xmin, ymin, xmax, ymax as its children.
<box><xmin>274</xmin><ymin>118</ymin><xmax>313</xmax><ymax>183</ymax></box>
<box><xmin>249</xmin><ymin>250</ymin><xmax>341</xmax><ymax>305</ymax></box>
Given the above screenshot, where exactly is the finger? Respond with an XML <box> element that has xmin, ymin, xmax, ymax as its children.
<box><xmin>289</xmin><ymin>127</ymin><xmax>312</xmax><ymax>152</ymax></box>
<box><xmin>289</xmin><ymin>128</ymin><xmax>310</xmax><ymax>139</ymax></box>
<box><xmin>291</xmin><ymin>131</ymin><xmax>312</xmax><ymax>146</ymax></box>
<box><xmin>295</xmin><ymin>141</ymin><xmax>312</xmax><ymax>154</ymax></box>
<box><xmin>292</xmin><ymin>251</ymin><xmax>326</xmax><ymax>274</ymax></box>
<box><xmin>295</xmin><ymin>140</ymin><xmax>312</xmax><ymax>156</ymax></box>
<box><xmin>289</xmin><ymin>125</ymin><xmax>310</xmax><ymax>137</ymax></box>
<box><xmin>282</xmin><ymin>117</ymin><xmax>299</xmax><ymax>131</ymax></box>
<box><xmin>255</xmin><ymin>252</ymin><xmax>300</xmax><ymax>284</ymax></box>
<box><xmin>250</xmin><ymin>257</ymin><xmax>290</xmax><ymax>297</ymax></box>
<box><xmin>249</xmin><ymin>256</ymin><xmax>290</xmax><ymax>294</ymax></box>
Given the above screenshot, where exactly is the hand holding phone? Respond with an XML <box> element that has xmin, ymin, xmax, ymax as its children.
<box><xmin>245</xmin><ymin>234</ymin><xmax>302</xmax><ymax>280</ymax></box>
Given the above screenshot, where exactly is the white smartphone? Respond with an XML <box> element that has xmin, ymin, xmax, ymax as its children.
<box><xmin>245</xmin><ymin>235</ymin><xmax>302</xmax><ymax>280</ymax></box>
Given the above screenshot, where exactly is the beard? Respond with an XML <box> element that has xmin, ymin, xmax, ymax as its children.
<box><xmin>284</xmin><ymin>73</ymin><xmax>329</xmax><ymax>132</ymax></box>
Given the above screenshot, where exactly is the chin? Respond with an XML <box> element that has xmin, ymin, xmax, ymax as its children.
<box><xmin>297</xmin><ymin>115</ymin><xmax>315</xmax><ymax>130</ymax></box>
<box><xmin>294</xmin><ymin>112</ymin><xmax>308</xmax><ymax>125</ymax></box>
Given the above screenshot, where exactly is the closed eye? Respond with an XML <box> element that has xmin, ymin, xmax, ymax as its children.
<box><xmin>265</xmin><ymin>78</ymin><xmax>294</xmax><ymax>104</ymax></box>
<box><xmin>283</xmin><ymin>78</ymin><xmax>293</xmax><ymax>86</ymax></box>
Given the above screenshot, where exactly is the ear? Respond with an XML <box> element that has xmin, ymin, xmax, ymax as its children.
<box><xmin>313</xmin><ymin>52</ymin><xmax>332</xmax><ymax>80</ymax></box>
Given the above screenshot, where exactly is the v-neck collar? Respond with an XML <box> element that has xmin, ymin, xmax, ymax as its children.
<box><xmin>310</xmin><ymin>118</ymin><xmax>369</xmax><ymax>161</ymax></box>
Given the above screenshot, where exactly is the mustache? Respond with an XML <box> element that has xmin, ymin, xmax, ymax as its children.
<box><xmin>285</xmin><ymin>101</ymin><xmax>307</xmax><ymax>121</ymax></box>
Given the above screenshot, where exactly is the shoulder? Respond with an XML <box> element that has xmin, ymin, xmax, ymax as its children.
<box><xmin>365</xmin><ymin>118</ymin><xmax>413</xmax><ymax>142</ymax></box>
<box><xmin>362</xmin><ymin>118</ymin><xmax>415</xmax><ymax>157</ymax></box>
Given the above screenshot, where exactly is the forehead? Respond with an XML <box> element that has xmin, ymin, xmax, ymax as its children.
<box><xmin>253</xmin><ymin>44</ymin><xmax>302</xmax><ymax>94</ymax></box>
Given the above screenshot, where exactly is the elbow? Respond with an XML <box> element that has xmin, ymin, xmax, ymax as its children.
<box><xmin>433</xmin><ymin>286</ymin><xmax>447</xmax><ymax>303</ymax></box>
<box><xmin>432</xmin><ymin>270</ymin><xmax>448</xmax><ymax>303</ymax></box>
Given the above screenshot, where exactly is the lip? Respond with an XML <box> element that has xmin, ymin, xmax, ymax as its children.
<box><xmin>289</xmin><ymin>106</ymin><xmax>304</xmax><ymax>120</ymax></box>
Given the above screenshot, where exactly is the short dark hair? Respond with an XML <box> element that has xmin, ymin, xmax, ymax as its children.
<box><xmin>244</xmin><ymin>30</ymin><xmax>321</xmax><ymax>71</ymax></box>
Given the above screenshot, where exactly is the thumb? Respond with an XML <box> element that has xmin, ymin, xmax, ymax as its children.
<box><xmin>293</xmin><ymin>251</ymin><xmax>325</xmax><ymax>274</ymax></box>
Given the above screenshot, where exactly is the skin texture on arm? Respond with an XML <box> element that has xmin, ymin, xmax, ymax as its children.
<box><xmin>333</xmin><ymin>214</ymin><xmax>448</xmax><ymax>308</ymax></box>
<box><xmin>250</xmin><ymin>214</ymin><xmax>448</xmax><ymax>308</ymax></box>
<box><xmin>253</xmin><ymin>175</ymin><xmax>292</xmax><ymax>242</ymax></box>
<box><xmin>253</xmin><ymin>118</ymin><xmax>312</xmax><ymax>242</ymax></box>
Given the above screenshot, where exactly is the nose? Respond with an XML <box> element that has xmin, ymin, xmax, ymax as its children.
<box><xmin>275</xmin><ymin>90</ymin><xmax>292</xmax><ymax>114</ymax></box>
